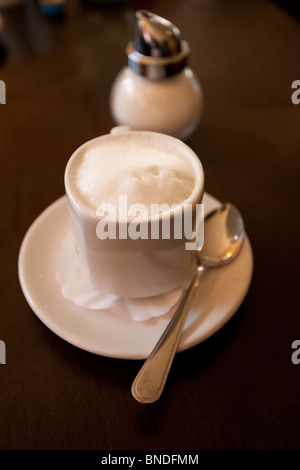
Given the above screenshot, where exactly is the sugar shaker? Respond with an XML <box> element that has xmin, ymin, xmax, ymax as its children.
<box><xmin>110</xmin><ymin>10</ymin><xmax>203</xmax><ymax>141</ymax></box>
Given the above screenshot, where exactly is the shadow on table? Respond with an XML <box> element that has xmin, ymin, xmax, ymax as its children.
<box><xmin>0</xmin><ymin>42</ymin><xmax>7</xmax><ymax>66</ymax></box>
<box><xmin>273</xmin><ymin>0</ymin><xmax>300</xmax><ymax>20</ymax></box>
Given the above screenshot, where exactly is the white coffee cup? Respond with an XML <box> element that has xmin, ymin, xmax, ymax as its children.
<box><xmin>64</xmin><ymin>128</ymin><xmax>204</xmax><ymax>298</ymax></box>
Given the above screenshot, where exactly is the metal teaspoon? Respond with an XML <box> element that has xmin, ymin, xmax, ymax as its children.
<box><xmin>131</xmin><ymin>203</ymin><xmax>245</xmax><ymax>404</ymax></box>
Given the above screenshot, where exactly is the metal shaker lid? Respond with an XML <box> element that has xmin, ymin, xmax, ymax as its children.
<box><xmin>126</xmin><ymin>10</ymin><xmax>190</xmax><ymax>79</ymax></box>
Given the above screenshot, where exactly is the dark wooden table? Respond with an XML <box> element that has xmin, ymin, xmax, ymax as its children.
<box><xmin>0</xmin><ymin>0</ymin><xmax>299</xmax><ymax>453</ymax></box>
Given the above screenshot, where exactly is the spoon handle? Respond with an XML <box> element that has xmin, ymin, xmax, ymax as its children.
<box><xmin>131</xmin><ymin>269</ymin><xmax>202</xmax><ymax>404</ymax></box>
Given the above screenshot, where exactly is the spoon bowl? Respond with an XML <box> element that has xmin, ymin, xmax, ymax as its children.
<box><xmin>198</xmin><ymin>203</ymin><xmax>245</xmax><ymax>268</ymax></box>
<box><xmin>131</xmin><ymin>202</ymin><xmax>245</xmax><ymax>404</ymax></box>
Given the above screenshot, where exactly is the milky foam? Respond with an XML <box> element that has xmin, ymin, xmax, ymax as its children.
<box><xmin>71</xmin><ymin>140</ymin><xmax>195</xmax><ymax>216</ymax></box>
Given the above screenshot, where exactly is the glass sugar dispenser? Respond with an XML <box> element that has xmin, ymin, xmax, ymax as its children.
<box><xmin>110</xmin><ymin>10</ymin><xmax>204</xmax><ymax>141</ymax></box>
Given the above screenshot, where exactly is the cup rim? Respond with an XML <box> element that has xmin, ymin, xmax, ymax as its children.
<box><xmin>65</xmin><ymin>130</ymin><xmax>204</xmax><ymax>224</ymax></box>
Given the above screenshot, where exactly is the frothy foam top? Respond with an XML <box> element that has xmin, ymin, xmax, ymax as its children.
<box><xmin>70</xmin><ymin>139</ymin><xmax>196</xmax><ymax>216</ymax></box>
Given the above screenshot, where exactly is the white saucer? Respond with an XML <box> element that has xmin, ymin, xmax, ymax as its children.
<box><xmin>18</xmin><ymin>193</ymin><xmax>253</xmax><ymax>360</ymax></box>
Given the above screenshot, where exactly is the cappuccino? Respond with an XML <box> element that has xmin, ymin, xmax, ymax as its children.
<box><xmin>64</xmin><ymin>129</ymin><xmax>204</xmax><ymax>298</ymax></box>
<box><xmin>69</xmin><ymin>132</ymin><xmax>199</xmax><ymax>218</ymax></box>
